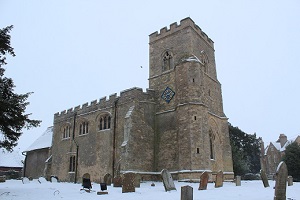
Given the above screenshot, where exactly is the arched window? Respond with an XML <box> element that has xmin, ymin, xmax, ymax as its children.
<box><xmin>79</xmin><ymin>121</ymin><xmax>89</xmax><ymax>135</ymax></box>
<box><xmin>99</xmin><ymin>114</ymin><xmax>111</xmax><ymax>131</ymax></box>
<box><xmin>200</xmin><ymin>50</ymin><xmax>209</xmax><ymax>73</ymax></box>
<box><xmin>62</xmin><ymin>126</ymin><xmax>71</xmax><ymax>139</ymax></box>
<box><xmin>162</xmin><ymin>50</ymin><xmax>174</xmax><ymax>72</ymax></box>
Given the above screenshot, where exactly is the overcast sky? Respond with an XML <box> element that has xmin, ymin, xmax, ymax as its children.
<box><xmin>1</xmin><ymin>0</ymin><xmax>299</xmax><ymax>152</ymax></box>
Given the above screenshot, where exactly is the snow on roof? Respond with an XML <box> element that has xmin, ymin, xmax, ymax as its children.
<box><xmin>0</xmin><ymin>149</ymin><xmax>23</xmax><ymax>167</ymax></box>
<box><xmin>24</xmin><ymin>127</ymin><xmax>53</xmax><ymax>152</ymax></box>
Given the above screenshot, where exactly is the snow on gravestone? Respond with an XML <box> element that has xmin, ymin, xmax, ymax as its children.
<box><xmin>51</xmin><ymin>176</ymin><xmax>58</xmax><ymax>183</ymax></box>
<box><xmin>198</xmin><ymin>171</ymin><xmax>209</xmax><ymax>190</ymax></box>
<box><xmin>22</xmin><ymin>177</ymin><xmax>30</xmax><ymax>184</ymax></box>
<box><xmin>161</xmin><ymin>169</ymin><xmax>176</xmax><ymax>192</ymax></box>
<box><xmin>38</xmin><ymin>177</ymin><xmax>47</xmax><ymax>183</ymax></box>
<box><xmin>274</xmin><ymin>161</ymin><xmax>288</xmax><ymax>200</ymax></box>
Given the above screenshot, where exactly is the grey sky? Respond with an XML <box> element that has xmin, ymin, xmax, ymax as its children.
<box><xmin>1</xmin><ymin>0</ymin><xmax>299</xmax><ymax>152</ymax></box>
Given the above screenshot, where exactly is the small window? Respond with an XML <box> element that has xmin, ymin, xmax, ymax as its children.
<box><xmin>63</xmin><ymin>126</ymin><xmax>71</xmax><ymax>139</ymax></box>
<box><xmin>79</xmin><ymin>121</ymin><xmax>89</xmax><ymax>135</ymax></box>
<box><xmin>99</xmin><ymin>114</ymin><xmax>111</xmax><ymax>130</ymax></box>
<box><xmin>194</xmin><ymin>116</ymin><xmax>197</xmax><ymax>120</ymax></box>
<box><xmin>69</xmin><ymin>156</ymin><xmax>76</xmax><ymax>172</ymax></box>
<box><xmin>197</xmin><ymin>148</ymin><xmax>200</xmax><ymax>154</ymax></box>
<box><xmin>192</xmin><ymin>78</ymin><xmax>195</xmax><ymax>83</ymax></box>
<box><xmin>162</xmin><ymin>50</ymin><xmax>174</xmax><ymax>72</ymax></box>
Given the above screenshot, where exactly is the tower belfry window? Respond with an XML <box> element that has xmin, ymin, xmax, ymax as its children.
<box><xmin>162</xmin><ymin>50</ymin><xmax>174</xmax><ymax>72</ymax></box>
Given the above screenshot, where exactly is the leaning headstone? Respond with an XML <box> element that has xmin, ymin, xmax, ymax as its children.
<box><xmin>135</xmin><ymin>174</ymin><xmax>141</xmax><ymax>188</ymax></box>
<box><xmin>181</xmin><ymin>185</ymin><xmax>193</xmax><ymax>200</ymax></box>
<box><xmin>236</xmin><ymin>176</ymin><xmax>241</xmax><ymax>186</ymax></box>
<box><xmin>38</xmin><ymin>177</ymin><xmax>47</xmax><ymax>183</ymax></box>
<box><xmin>215</xmin><ymin>171</ymin><xmax>223</xmax><ymax>188</ymax></box>
<box><xmin>104</xmin><ymin>173</ymin><xmax>112</xmax><ymax>186</ymax></box>
<box><xmin>161</xmin><ymin>169</ymin><xmax>176</xmax><ymax>191</ymax></box>
<box><xmin>274</xmin><ymin>161</ymin><xmax>288</xmax><ymax>200</ymax></box>
<box><xmin>198</xmin><ymin>171</ymin><xmax>209</xmax><ymax>190</ymax></box>
<box><xmin>113</xmin><ymin>176</ymin><xmax>122</xmax><ymax>187</ymax></box>
<box><xmin>287</xmin><ymin>176</ymin><xmax>293</xmax><ymax>186</ymax></box>
<box><xmin>122</xmin><ymin>172</ymin><xmax>135</xmax><ymax>193</ymax></box>
<box><xmin>0</xmin><ymin>176</ymin><xmax>6</xmax><ymax>183</ymax></box>
<box><xmin>22</xmin><ymin>177</ymin><xmax>30</xmax><ymax>184</ymax></box>
<box><xmin>51</xmin><ymin>176</ymin><xmax>58</xmax><ymax>183</ymax></box>
<box><xmin>260</xmin><ymin>169</ymin><xmax>269</xmax><ymax>188</ymax></box>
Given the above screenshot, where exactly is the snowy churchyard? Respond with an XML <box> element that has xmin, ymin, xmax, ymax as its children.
<box><xmin>1</xmin><ymin>179</ymin><xmax>300</xmax><ymax>200</ymax></box>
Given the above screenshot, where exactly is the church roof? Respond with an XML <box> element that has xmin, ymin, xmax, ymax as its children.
<box><xmin>0</xmin><ymin>149</ymin><xmax>23</xmax><ymax>168</ymax></box>
<box><xmin>24</xmin><ymin>126</ymin><xmax>53</xmax><ymax>152</ymax></box>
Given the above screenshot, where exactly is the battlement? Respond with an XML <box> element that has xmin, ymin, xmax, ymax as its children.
<box><xmin>149</xmin><ymin>17</ymin><xmax>214</xmax><ymax>48</ymax></box>
<box><xmin>54</xmin><ymin>87</ymin><xmax>155</xmax><ymax>119</ymax></box>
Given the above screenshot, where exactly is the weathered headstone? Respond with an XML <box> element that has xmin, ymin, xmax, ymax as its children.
<box><xmin>122</xmin><ymin>172</ymin><xmax>135</xmax><ymax>193</ymax></box>
<box><xmin>135</xmin><ymin>174</ymin><xmax>141</xmax><ymax>188</ymax></box>
<box><xmin>104</xmin><ymin>173</ymin><xmax>112</xmax><ymax>186</ymax></box>
<box><xmin>260</xmin><ymin>169</ymin><xmax>269</xmax><ymax>188</ymax></box>
<box><xmin>214</xmin><ymin>170</ymin><xmax>223</xmax><ymax>188</ymax></box>
<box><xmin>97</xmin><ymin>183</ymin><xmax>108</xmax><ymax>195</ymax></box>
<box><xmin>274</xmin><ymin>161</ymin><xmax>288</xmax><ymax>200</ymax></box>
<box><xmin>287</xmin><ymin>176</ymin><xmax>293</xmax><ymax>186</ymax></box>
<box><xmin>236</xmin><ymin>176</ymin><xmax>241</xmax><ymax>186</ymax></box>
<box><xmin>0</xmin><ymin>176</ymin><xmax>6</xmax><ymax>182</ymax></box>
<box><xmin>181</xmin><ymin>185</ymin><xmax>193</xmax><ymax>200</ymax></box>
<box><xmin>22</xmin><ymin>177</ymin><xmax>30</xmax><ymax>184</ymax></box>
<box><xmin>113</xmin><ymin>176</ymin><xmax>122</xmax><ymax>187</ymax></box>
<box><xmin>82</xmin><ymin>173</ymin><xmax>92</xmax><ymax>190</ymax></box>
<box><xmin>51</xmin><ymin>176</ymin><xmax>58</xmax><ymax>183</ymax></box>
<box><xmin>198</xmin><ymin>171</ymin><xmax>209</xmax><ymax>190</ymax></box>
<box><xmin>38</xmin><ymin>177</ymin><xmax>47</xmax><ymax>183</ymax></box>
<box><xmin>161</xmin><ymin>169</ymin><xmax>176</xmax><ymax>191</ymax></box>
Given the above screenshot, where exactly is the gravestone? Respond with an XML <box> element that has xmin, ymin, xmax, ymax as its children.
<box><xmin>82</xmin><ymin>173</ymin><xmax>92</xmax><ymax>190</ymax></box>
<box><xmin>135</xmin><ymin>174</ymin><xmax>141</xmax><ymax>188</ymax></box>
<box><xmin>22</xmin><ymin>177</ymin><xmax>30</xmax><ymax>184</ymax></box>
<box><xmin>104</xmin><ymin>173</ymin><xmax>112</xmax><ymax>186</ymax></box>
<box><xmin>274</xmin><ymin>161</ymin><xmax>288</xmax><ymax>200</ymax></box>
<box><xmin>38</xmin><ymin>177</ymin><xmax>47</xmax><ymax>183</ymax></box>
<box><xmin>198</xmin><ymin>171</ymin><xmax>209</xmax><ymax>190</ymax></box>
<box><xmin>161</xmin><ymin>169</ymin><xmax>176</xmax><ymax>191</ymax></box>
<box><xmin>214</xmin><ymin>171</ymin><xmax>223</xmax><ymax>188</ymax></box>
<box><xmin>181</xmin><ymin>185</ymin><xmax>193</xmax><ymax>200</ymax></box>
<box><xmin>97</xmin><ymin>183</ymin><xmax>108</xmax><ymax>195</ymax></box>
<box><xmin>236</xmin><ymin>176</ymin><xmax>241</xmax><ymax>186</ymax></box>
<box><xmin>260</xmin><ymin>169</ymin><xmax>269</xmax><ymax>188</ymax></box>
<box><xmin>0</xmin><ymin>176</ymin><xmax>6</xmax><ymax>182</ymax></box>
<box><xmin>287</xmin><ymin>176</ymin><xmax>293</xmax><ymax>186</ymax></box>
<box><xmin>113</xmin><ymin>176</ymin><xmax>122</xmax><ymax>187</ymax></box>
<box><xmin>51</xmin><ymin>176</ymin><xmax>58</xmax><ymax>183</ymax></box>
<box><xmin>122</xmin><ymin>172</ymin><xmax>135</xmax><ymax>193</ymax></box>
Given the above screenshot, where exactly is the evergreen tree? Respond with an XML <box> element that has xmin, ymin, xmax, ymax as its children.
<box><xmin>283</xmin><ymin>141</ymin><xmax>300</xmax><ymax>181</ymax></box>
<box><xmin>0</xmin><ymin>25</ymin><xmax>41</xmax><ymax>151</ymax></box>
<box><xmin>229</xmin><ymin>123</ymin><xmax>261</xmax><ymax>176</ymax></box>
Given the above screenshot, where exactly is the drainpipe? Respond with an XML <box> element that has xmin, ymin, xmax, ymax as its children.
<box><xmin>72</xmin><ymin>112</ymin><xmax>79</xmax><ymax>184</ymax></box>
<box><xmin>112</xmin><ymin>98</ymin><xmax>118</xmax><ymax>179</ymax></box>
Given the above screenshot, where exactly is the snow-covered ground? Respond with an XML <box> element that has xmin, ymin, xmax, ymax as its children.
<box><xmin>1</xmin><ymin>179</ymin><xmax>299</xmax><ymax>200</ymax></box>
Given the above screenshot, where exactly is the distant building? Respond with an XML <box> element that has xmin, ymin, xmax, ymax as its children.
<box><xmin>0</xmin><ymin>149</ymin><xmax>23</xmax><ymax>179</ymax></box>
<box><xmin>261</xmin><ymin>133</ymin><xmax>300</xmax><ymax>178</ymax></box>
<box><xmin>49</xmin><ymin>17</ymin><xmax>233</xmax><ymax>183</ymax></box>
<box><xmin>23</xmin><ymin>127</ymin><xmax>53</xmax><ymax>179</ymax></box>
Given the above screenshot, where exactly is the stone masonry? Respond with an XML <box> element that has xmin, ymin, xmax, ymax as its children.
<box><xmin>50</xmin><ymin>17</ymin><xmax>234</xmax><ymax>183</ymax></box>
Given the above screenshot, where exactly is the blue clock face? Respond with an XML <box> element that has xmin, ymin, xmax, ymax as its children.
<box><xmin>161</xmin><ymin>87</ymin><xmax>175</xmax><ymax>103</ymax></box>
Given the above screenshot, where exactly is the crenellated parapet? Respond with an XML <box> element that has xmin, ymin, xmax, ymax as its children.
<box><xmin>54</xmin><ymin>87</ymin><xmax>155</xmax><ymax>121</ymax></box>
<box><xmin>149</xmin><ymin>17</ymin><xmax>214</xmax><ymax>48</ymax></box>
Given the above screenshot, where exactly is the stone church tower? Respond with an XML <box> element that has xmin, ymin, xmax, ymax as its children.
<box><xmin>149</xmin><ymin>17</ymin><xmax>233</xmax><ymax>180</ymax></box>
<box><xmin>49</xmin><ymin>17</ymin><xmax>233</xmax><ymax>183</ymax></box>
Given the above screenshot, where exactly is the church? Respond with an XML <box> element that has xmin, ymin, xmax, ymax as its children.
<box><xmin>50</xmin><ymin>17</ymin><xmax>233</xmax><ymax>183</ymax></box>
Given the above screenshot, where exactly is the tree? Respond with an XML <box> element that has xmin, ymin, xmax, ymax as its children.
<box><xmin>283</xmin><ymin>141</ymin><xmax>300</xmax><ymax>181</ymax></box>
<box><xmin>0</xmin><ymin>25</ymin><xmax>41</xmax><ymax>151</ymax></box>
<box><xmin>228</xmin><ymin>123</ymin><xmax>261</xmax><ymax>176</ymax></box>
